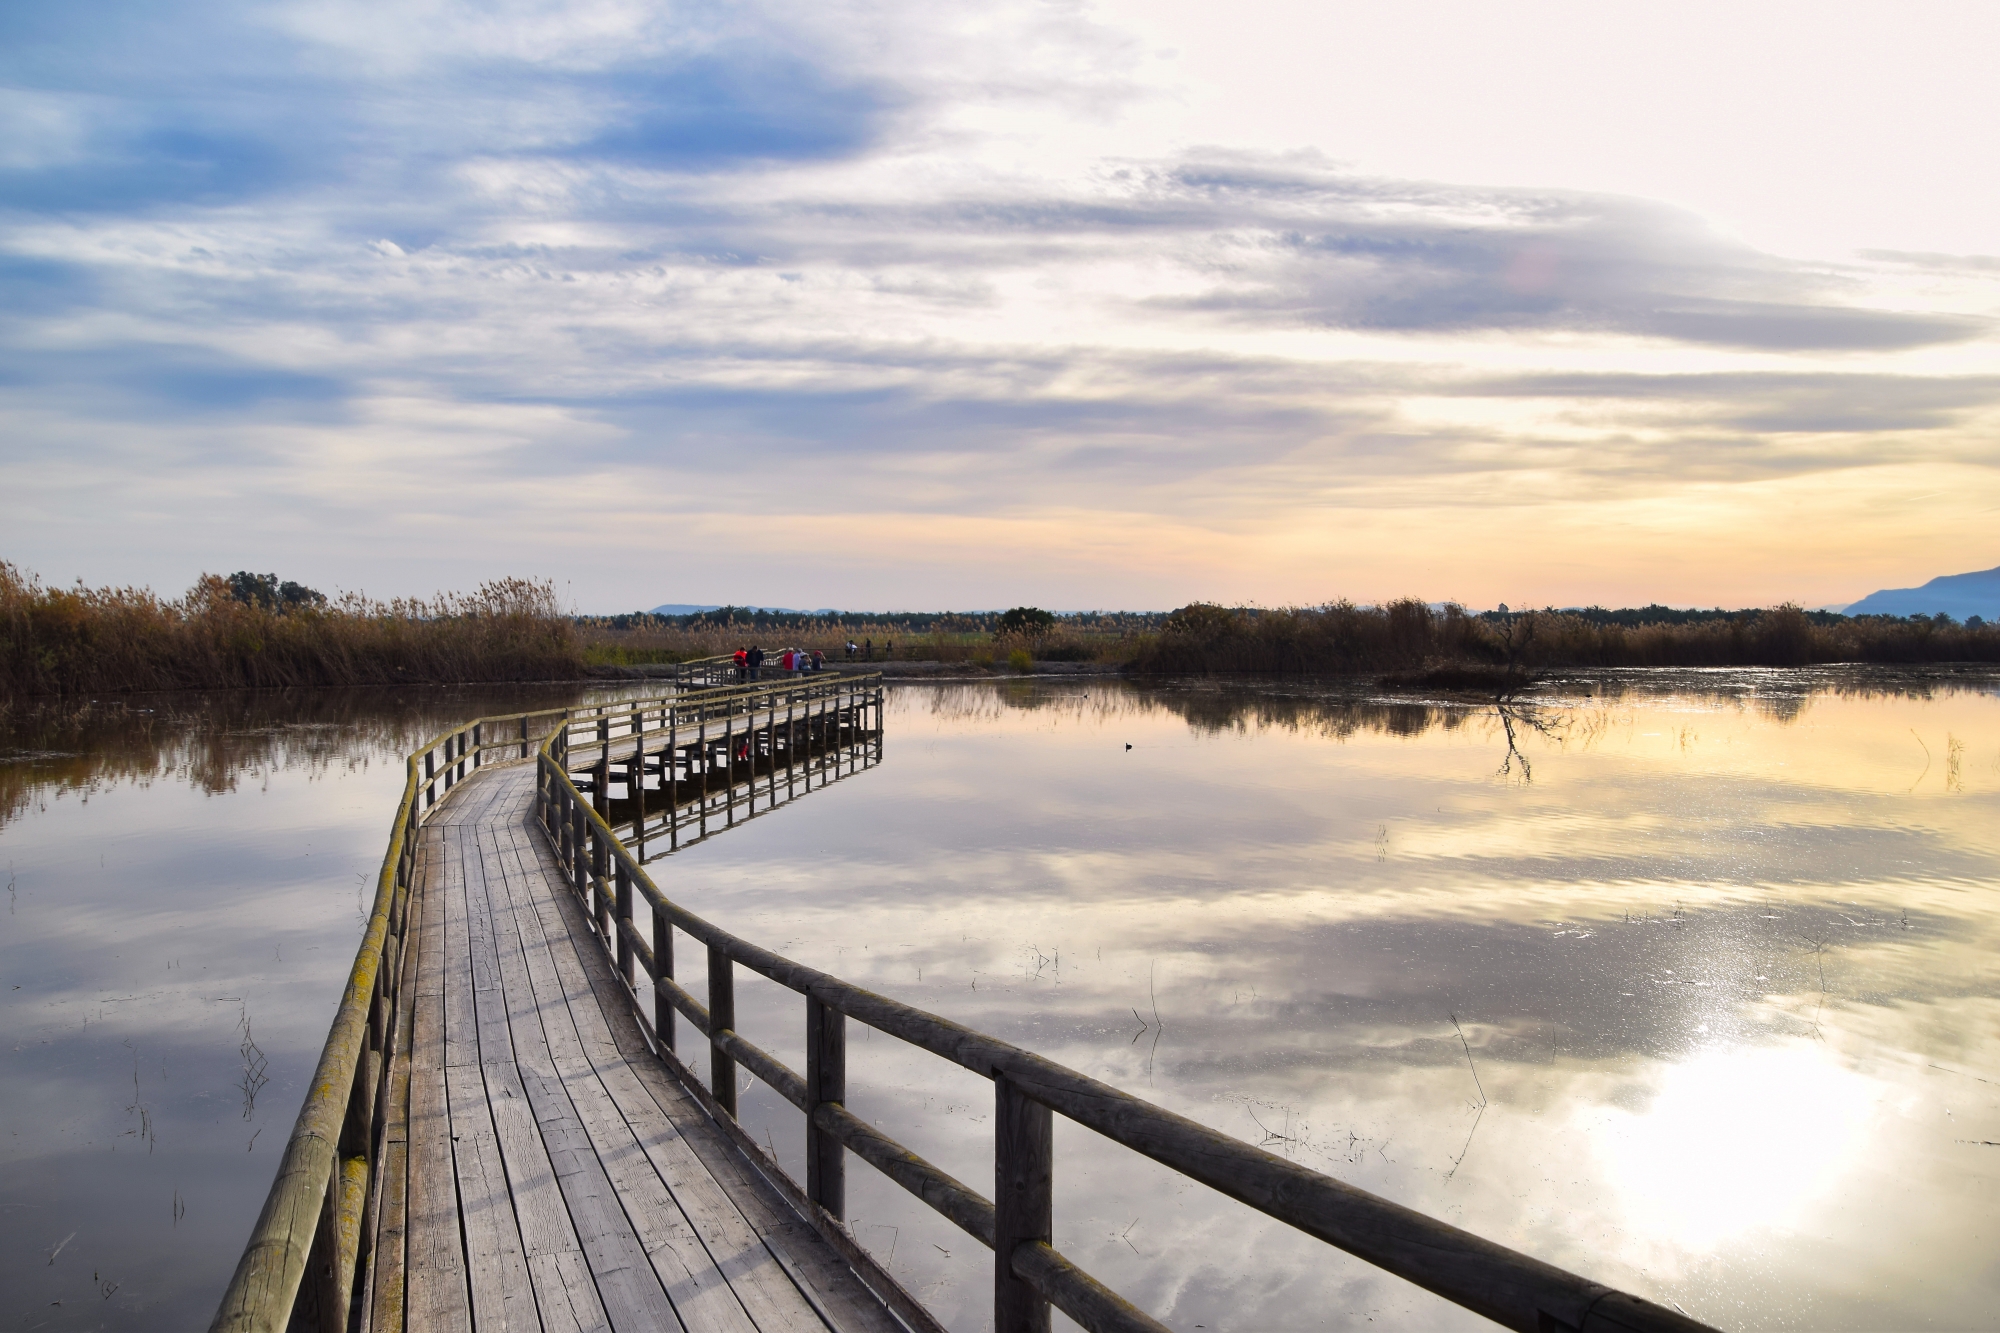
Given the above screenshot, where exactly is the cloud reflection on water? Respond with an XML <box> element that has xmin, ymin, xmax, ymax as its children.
<box><xmin>1</xmin><ymin>669</ymin><xmax>1995</xmax><ymax>1329</ymax></box>
<box><xmin>654</xmin><ymin>669</ymin><xmax>2000</xmax><ymax>1330</ymax></box>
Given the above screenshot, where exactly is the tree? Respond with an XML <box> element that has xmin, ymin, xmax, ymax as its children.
<box><xmin>227</xmin><ymin>571</ymin><xmax>326</xmax><ymax>612</ymax></box>
<box><xmin>996</xmin><ymin>606</ymin><xmax>1056</xmax><ymax>637</ymax></box>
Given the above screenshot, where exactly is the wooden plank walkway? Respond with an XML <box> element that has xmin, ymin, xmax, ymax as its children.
<box><xmin>368</xmin><ymin>761</ymin><xmax>908</xmax><ymax>1333</ymax></box>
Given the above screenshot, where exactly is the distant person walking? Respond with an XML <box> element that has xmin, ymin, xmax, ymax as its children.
<box><xmin>748</xmin><ymin>645</ymin><xmax>765</xmax><ymax>681</ymax></box>
<box><xmin>864</xmin><ymin>638</ymin><xmax>873</xmax><ymax>661</ymax></box>
<box><xmin>733</xmin><ymin>647</ymin><xmax>748</xmax><ymax>683</ymax></box>
<box><xmin>845</xmin><ymin>640</ymin><xmax>857</xmax><ymax>660</ymax></box>
<box><xmin>810</xmin><ymin>649</ymin><xmax>824</xmax><ymax>672</ymax></box>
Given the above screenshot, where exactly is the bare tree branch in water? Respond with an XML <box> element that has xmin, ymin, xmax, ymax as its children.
<box><xmin>1444</xmin><ymin>1014</ymin><xmax>1490</xmax><ymax>1184</ymax></box>
<box><xmin>1493</xmin><ymin>702</ymin><xmax>1567</xmax><ymax>781</ymax></box>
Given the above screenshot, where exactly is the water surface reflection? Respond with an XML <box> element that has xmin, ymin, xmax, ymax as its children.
<box><xmin>648</xmin><ymin>669</ymin><xmax>2000</xmax><ymax>1332</ymax></box>
<box><xmin>0</xmin><ymin>685</ymin><xmax>602</xmax><ymax>1329</ymax></box>
<box><xmin>2</xmin><ymin>670</ymin><xmax>1995</xmax><ymax>1330</ymax></box>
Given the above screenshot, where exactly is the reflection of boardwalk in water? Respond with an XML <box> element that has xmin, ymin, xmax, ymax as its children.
<box><xmin>562</xmin><ymin>677</ymin><xmax>882</xmax><ymax>860</ymax></box>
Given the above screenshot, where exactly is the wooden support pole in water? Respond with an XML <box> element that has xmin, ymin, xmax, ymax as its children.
<box><xmin>709</xmin><ymin>945</ymin><xmax>737</xmax><ymax>1118</ymax></box>
<box><xmin>995</xmin><ymin>1077</ymin><xmax>1053</xmax><ymax>1333</ymax></box>
<box><xmin>668</xmin><ymin>716</ymin><xmax>680</xmax><ymax>851</ymax></box>
<box><xmin>806</xmin><ymin>996</ymin><xmax>846</xmax><ymax>1218</ymax></box>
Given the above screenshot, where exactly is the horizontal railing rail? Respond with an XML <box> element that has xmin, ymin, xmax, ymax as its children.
<box><xmin>536</xmin><ymin>695</ymin><xmax>1721</xmax><ymax>1333</ymax></box>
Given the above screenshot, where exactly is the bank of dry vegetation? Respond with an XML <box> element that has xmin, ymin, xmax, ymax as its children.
<box><xmin>1128</xmin><ymin>600</ymin><xmax>2000</xmax><ymax>677</ymax></box>
<box><xmin>0</xmin><ymin>564</ymin><xmax>583</xmax><ymax>703</ymax></box>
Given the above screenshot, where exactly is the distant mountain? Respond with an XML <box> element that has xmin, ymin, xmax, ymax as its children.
<box><xmin>1844</xmin><ymin>564</ymin><xmax>2000</xmax><ymax>620</ymax></box>
<box><xmin>648</xmin><ymin>603</ymin><xmax>723</xmax><ymax>615</ymax></box>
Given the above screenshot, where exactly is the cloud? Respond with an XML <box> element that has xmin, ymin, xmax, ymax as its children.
<box><xmin>3</xmin><ymin>0</ymin><xmax>1999</xmax><ymax>606</ymax></box>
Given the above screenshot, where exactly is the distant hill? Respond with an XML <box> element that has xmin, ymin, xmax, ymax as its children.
<box><xmin>1845</xmin><ymin>564</ymin><xmax>2000</xmax><ymax>620</ymax></box>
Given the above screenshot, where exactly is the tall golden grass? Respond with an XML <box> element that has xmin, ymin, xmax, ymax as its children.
<box><xmin>0</xmin><ymin>564</ymin><xmax>584</xmax><ymax>702</ymax></box>
<box><xmin>1128</xmin><ymin>600</ymin><xmax>2000</xmax><ymax>676</ymax></box>
<box><xmin>578</xmin><ymin>621</ymin><xmax>1124</xmax><ymax>666</ymax></box>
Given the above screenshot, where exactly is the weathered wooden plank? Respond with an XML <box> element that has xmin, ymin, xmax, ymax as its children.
<box><xmin>487</xmin><ymin>821</ymin><xmax>768</xmax><ymax>1333</ymax></box>
<box><xmin>492</xmin><ymin>812</ymin><xmax>851</xmax><ymax>1333</ymax></box>
<box><xmin>446</xmin><ymin>1063</ymin><xmax>541</xmax><ymax>1332</ymax></box>
<box><xmin>440</xmin><ymin>825</ymin><xmax>481</xmax><ymax>1072</ymax></box>
<box><xmin>362</xmin><ymin>847</ymin><xmax>424</xmax><ymax>1333</ymax></box>
<box><xmin>471</xmin><ymin>824</ymin><xmax>690</xmax><ymax>1333</ymax></box>
<box><xmin>495</xmin><ymin>798</ymin><xmax>907</xmax><ymax>1333</ymax></box>
<box><xmin>461</xmin><ymin>829</ymin><xmax>611</xmax><ymax>1333</ymax></box>
<box><xmin>405</xmin><ymin>839</ymin><xmax>472</xmax><ymax>1333</ymax></box>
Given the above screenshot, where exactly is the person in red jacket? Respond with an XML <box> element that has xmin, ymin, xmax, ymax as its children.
<box><xmin>733</xmin><ymin>647</ymin><xmax>748</xmax><ymax>683</ymax></box>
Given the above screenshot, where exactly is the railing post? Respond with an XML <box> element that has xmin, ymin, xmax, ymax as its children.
<box><xmin>806</xmin><ymin>996</ymin><xmax>846</xmax><ymax>1217</ymax></box>
<box><xmin>572</xmin><ymin>799</ymin><xmax>589</xmax><ymax>901</ymax></box>
<box><xmin>632</xmin><ymin>743</ymin><xmax>645</xmax><ymax>858</ymax></box>
<box><xmin>520</xmin><ymin>713</ymin><xmax>529</xmax><ymax>760</ymax></box>
<box><xmin>472</xmin><ymin>722</ymin><xmax>482</xmax><ymax>771</ymax></box>
<box><xmin>424</xmin><ymin>749</ymin><xmax>435</xmax><ymax>808</ymax></box>
<box><xmin>593</xmin><ymin>755</ymin><xmax>609</xmax><ymax>820</ymax></box>
<box><xmin>668</xmin><ymin>715</ymin><xmax>679</xmax><ymax>851</ymax></box>
<box><xmin>653</xmin><ymin>904</ymin><xmax>674</xmax><ymax>1053</ymax></box>
<box><xmin>614</xmin><ymin>859</ymin><xmax>633</xmax><ymax>985</ymax></box>
<box><xmin>995</xmin><ymin>1075</ymin><xmax>1053</xmax><ymax>1333</ymax></box>
<box><xmin>593</xmin><ymin>830</ymin><xmax>613</xmax><ymax>943</ymax></box>
<box><xmin>708</xmin><ymin>945</ymin><xmax>737</xmax><ymax>1118</ymax></box>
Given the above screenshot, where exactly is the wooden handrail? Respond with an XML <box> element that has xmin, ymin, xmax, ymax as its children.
<box><xmin>535</xmin><ymin>685</ymin><xmax>1723</xmax><ymax>1333</ymax></box>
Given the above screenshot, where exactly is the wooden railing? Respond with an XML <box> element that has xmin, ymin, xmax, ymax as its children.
<box><xmin>556</xmin><ymin>669</ymin><xmax>882</xmax><ymax>858</ymax></box>
<box><xmin>208</xmin><ymin>700</ymin><xmax>585</xmax><ymax>1333</ymax></box>
<box><xmin>536</xmin><ymin>700</ymin><xmax>1723</xmax><ymax>1333</ymax></box>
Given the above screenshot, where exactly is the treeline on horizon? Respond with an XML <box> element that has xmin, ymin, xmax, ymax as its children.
<box><xmin>590</xmin><ymin>607</ymin><xmax>1168</xmax><ymax>633</ymax></box>
<box><xmin>0</xmin><ymin>564</ymin><xmax>583</xmax><ymax>704</ymax></box>
<box><xmin>1127</xmin><ymin>600</ymin><xmax>2000</xmax><ymax>676</ymax></box>
<box><xmin>8</xmin><ymin>559</ymin><xmax>1999</xmax><ymax>703</ymax></box>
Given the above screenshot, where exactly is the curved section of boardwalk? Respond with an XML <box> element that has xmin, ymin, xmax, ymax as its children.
<box><xmin>384</xmin><ymin>762</ymin><xmax>901</xmax><ymax>1333</ymax></box>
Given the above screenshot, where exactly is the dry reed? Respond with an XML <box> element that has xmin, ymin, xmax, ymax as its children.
<box><xmin>1128</xmin><ymin>600</ymin><xmax>2000</xmax><ymax>676</ymax></box>
<box><xmin>0</xmin><ymin>564</ymin><xmax>583</xmax><ymax>703</ymax></box>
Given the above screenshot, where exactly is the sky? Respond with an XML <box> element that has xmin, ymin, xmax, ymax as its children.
<box><xmin>4</xmin><ymin>0</ymin><xmax>1999</xmax><ymax>613</ymax></box>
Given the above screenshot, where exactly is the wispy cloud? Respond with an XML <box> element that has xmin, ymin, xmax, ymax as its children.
<box><xmin>4</xmin><ymin>0</ymin><xmax>1998</xmax><ymax>608</ymax></box>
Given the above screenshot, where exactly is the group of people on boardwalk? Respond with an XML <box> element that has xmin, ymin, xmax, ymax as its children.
<box><xmin>733</xmin><ymin>645</ymin><xmax>825</xmax><ymax>682</ymax></box>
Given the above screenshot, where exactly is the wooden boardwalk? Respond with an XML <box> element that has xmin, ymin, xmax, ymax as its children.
<box><xmin>219</xmin><ymin>680</ymin><xmax>1718</xmax><ymax>1333</ymax></box>
<box><xmin>374</xmin><ymin>761</ymin><xmax>905</xmax><ymax>1333</ymax></box>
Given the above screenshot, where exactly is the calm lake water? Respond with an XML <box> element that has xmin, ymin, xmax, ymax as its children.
<box><xmin>3</xmin><ymin>670</ymin><xmax>1997</xmax><ymax>1331</ymax></box>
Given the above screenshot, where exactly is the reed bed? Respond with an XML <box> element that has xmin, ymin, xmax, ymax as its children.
<box><xmin>578</xmin><ymin>614</ymin><xmax>1143</xmax><ymax>667</ymax></box>
<box><xmin>0</xmin><ymin>564</ymin><xmax>584</xmax><ymax>703</ymax></box>
<box><xmin>1128</xmin><ymin>600</ymin><xmax>2000</xmax><ymax>676</ymax></box>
